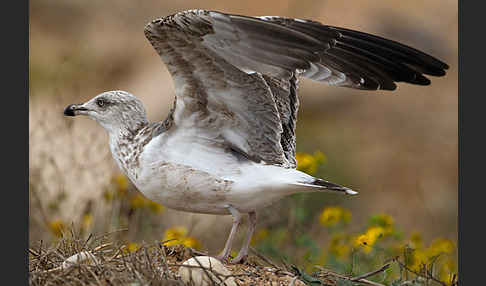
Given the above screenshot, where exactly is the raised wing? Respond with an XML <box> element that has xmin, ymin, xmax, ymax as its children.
<box><xmin>144</xmin><ymin>11</ymin><xmax>290</xmax><ymax>167</ymax></box>
<box><xmin>197</xmin><ymin>11</ymin><xmax>448</xmax><ymax>89</ymax></box>
<box><xmin>144</xmin><ymin>10</ymin><xmax>448</xmax><ymax>168</ymax></box>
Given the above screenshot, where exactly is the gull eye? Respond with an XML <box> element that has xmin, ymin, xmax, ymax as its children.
<box><xmin>96</xmin><ymin>98</ymin><xmax>106</xmax><ymax>107</ymax></box>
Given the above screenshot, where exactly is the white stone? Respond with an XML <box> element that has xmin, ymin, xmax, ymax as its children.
<box><xmin>61</xmin><ymin>251</ymin><xmax>99</xmax><ymax>269</ymax></box>
<box><xmin>178</xmin><ymin>256</ymin><xmax>236</xmax><ymax>286</ymax></box>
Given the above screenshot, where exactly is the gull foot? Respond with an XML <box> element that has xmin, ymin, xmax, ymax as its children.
<box><xmin>214</xmin><ymin>253</ymin><xmax>231</xmax><ymax>264</ymax></box>
<box><xmin>230</xmin><ymin>253</ymin><xmax>247</xmax><ymax>264</ymax></box>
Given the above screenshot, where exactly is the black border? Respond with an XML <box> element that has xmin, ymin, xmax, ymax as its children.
<box><xmin>459</xmin><ymin>1</ymin><xmax>483</xmax><ymax>285</ymax></box>
<box><xmin>6</xmin><ymin>0</ymin><xmax>29</xmax><ymax>283</ymax></box>
<box><xmin>459</xmin><ymin>0</ymin><xmax>473</xmax><ymax>285</ymax></box>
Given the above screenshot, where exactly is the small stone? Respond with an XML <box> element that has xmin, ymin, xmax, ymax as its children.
<box><xmin>178</xmin><ymin>256</ymin><xmax>237</xmax><ymax>286</ymax></box>
<box><xmin>278</xmin><ymin>275</ymin><xmax>307</xmax><ymax>286</ymax></box>
<box><xmin>61</xmin><ymin>251</ymin><xmax>99</xmax><ymax>269</ymax></box>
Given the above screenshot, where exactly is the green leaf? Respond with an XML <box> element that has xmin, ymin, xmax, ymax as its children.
<box><xmin>291</xmin><ymin>265</ymin><xmax>322</xmax><ymax>285</ymax></box>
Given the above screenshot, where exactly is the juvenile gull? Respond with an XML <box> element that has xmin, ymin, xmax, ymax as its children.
<box><xmin>64</xmin><ymin>10</ymin><xmax>448</xmax><ymax>263</ymax></box>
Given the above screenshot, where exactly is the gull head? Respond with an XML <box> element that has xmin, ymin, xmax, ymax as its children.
<box><xmin>64</xmin><ymin>90</ymin><xmax>148</xmax><ymax>134</ymax></box>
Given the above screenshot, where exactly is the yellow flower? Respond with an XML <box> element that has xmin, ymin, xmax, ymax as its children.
<box><xmin>369</xmin><ymin>213</ymin><xmax>394</xmax><ymax>234</ymax></box>
<box><xmin>128</xmin><ymin>193</ymin><xmax>164</xmax><ymax>213</ymax></box>
<box><xmin>147</xmin><ymin>201</ymin><xmax>164</xmax><ymax>214</ymax></box>
<box><xmin>367</xmin><ymin>226</ymin><xmax>386</xmax><ymax>241</ymax></box>
<box><xmin>124</xmin><ymin>242</ymin><xmax>140</xmax><ymax>253</ymax></box>
<box><xmin>407</xmin><ymin>236</ymin><xmax>456</xmax><ymax>273</ymax></box>
<box><xmin>296</xmin><ymin>151</ymin><xmax>327</xmax><ymax>175</ymax></box>
<box><xmin>427</xmin><ymin>238</ymin><xmax>455</xmax><ymax>257</ymax></box>
<box><xmin>250</xmin><ymin>228</ymin><xmax>269</xmax><ymax>246</ymax></box>
<box><xmin>81</xmin><ymin>214</ymin><xmax>93</xmax><ymax>230</ymax></box>
<box><xmin>114</xmin><ymin>174</ymin><xmax>129</xmax><ymax>191</ymax></box>
<box><xmin>328</xmin><ymin>233</ymin><xmax>351</xmax><ymax>258</ymax></box>
<box><xmin>182</xmin><ymin>237</ymin><xmax>202</xmax><ymax>250</ymax></box>
<box><xmin>409</xmin><ymin>232</ymin><xmax>423</xmax><ymax>249</ymax></box>
<box><xmin>438</xmin><ymin>258</ymin><xmax>457</xmax><ymax>285</ymax></box>
<box><xmin>112</xmin><ymin>174</ymin><xmax>129</xmax><ymax>197</ymax></box>
<box><xmin>103</xmin><ymin>190</ymin><xmax>115</xmax><ymax>202</ymax></box>
<box><xmin>163</xmin><ymin>226</ymin><xmax>202</xmax><ymax>249</ymax></box>
<box><xmin>409</xmin><ymin>248</ymin><xmax>428</xmax><ymax>271</ymax></box>
<box><xmin>164</xmin><ymin>226</ymin><xmax>188</xmax><ymax>245</ymax></box>
<box><xmin>319</xmin><ymin>206</ymin><xmax>351</xmax><ymax>227</ymax></box>
<box><xmin>48</xmin><ymin>219</ymin><xmax>66</xmax><ymax>237</ymax></box>
<box><xmin>130</xmin><ymin>194</ymin><xmax>148</xmax><ymax>209</ymax></box>
<box><xmin>354</xmin><ymin>226</ymin><xmax>386</xmax><ymax>253</ymax></box>
<box><xmin>354</xmin><ymin>234</ymin><xmax>372</xmax><ymax>253</ymax></box>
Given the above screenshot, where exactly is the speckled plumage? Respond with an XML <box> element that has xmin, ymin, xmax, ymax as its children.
<box><xmin>110</xmin><ymin>121</ymin><xmax>160</xmax><ymax>180</ymax></box>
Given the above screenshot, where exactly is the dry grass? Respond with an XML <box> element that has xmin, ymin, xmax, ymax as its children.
<box><xmin>29</xmin><ymin>227</ymin><xmax>457</xmax><ymax>286</ymax></box>
<box><xmin>28</xmin><ymin>229</ymin><xmax>325</xmax><ymax>285</ymax></box>
<box><xmin>29</xmin><ymin>229</ymin><xmax>407</xmax><ymax>286</ymax></box>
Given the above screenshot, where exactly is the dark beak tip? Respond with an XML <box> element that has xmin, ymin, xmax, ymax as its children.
<box><xmin>64</xmin><ymin>104</ymin><xmax>76</xmax><ymax>116</ymax></box>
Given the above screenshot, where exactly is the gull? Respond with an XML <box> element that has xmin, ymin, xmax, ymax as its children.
<box><xmin>63</xmin><ymin>10</ymin><xmax>448</xmax><ymax>263</ymax></box>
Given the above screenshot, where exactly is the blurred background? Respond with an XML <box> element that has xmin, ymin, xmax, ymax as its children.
<box><xmin>29</xmin><ymin>0</ymin><xmax>457</xmax><ymax>276</ymax></box>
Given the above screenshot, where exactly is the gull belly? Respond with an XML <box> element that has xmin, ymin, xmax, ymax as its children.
<box><xmin>135</xmin><ymin>160</ymin><xmax>306</xmax><ymax>215</ymax></box>
<box><xmin>133</xmin><ymin>133</ymin><xmax>310</xmax><ymax>215</ymax></box>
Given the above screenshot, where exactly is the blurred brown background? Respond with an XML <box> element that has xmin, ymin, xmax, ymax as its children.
<box><xmin>29</xmin><ymin>0</ymin><xmax>457</xmax><ymax>252</ymax></box>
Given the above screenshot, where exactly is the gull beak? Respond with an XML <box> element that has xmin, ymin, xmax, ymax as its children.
<box><xmin>64</xmin><ymin>104</ymin><xmax>89</xmax><ymax>116</ymax></box>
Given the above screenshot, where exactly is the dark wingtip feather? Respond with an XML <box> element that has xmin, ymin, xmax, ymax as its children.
<box><xmin>413</xmin><ymin>74</ymin><xmax>431</xmax><ymax>85</ymax></box>
<box><xmin>257</xmin><ymin>17</ymin><xmax>448</xmax><ymax>90</ymax></box>
<box><xmin>380</xmin><ymin>82</ymin><xmax>397</xmax><ymax>91</ymax></box>
<box><xmin>331</xmin><ymin>26</ymin><xmax>449</xmax><ymax>76</ymax></box>
<box><xmin>312</xmin><ymin>178</ymin><xmax>358</xmax><ymax>195</ymax></box>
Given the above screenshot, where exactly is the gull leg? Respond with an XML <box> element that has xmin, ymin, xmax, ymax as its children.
<box><xmin>231</xmin><ymin>211</ymin><xmax>257</xmax><ymax>264</ymax></box>
<box><xmin>215</xmin><ymin>205</ymin><xmax>242</xmax><ymax>263</ymax></box>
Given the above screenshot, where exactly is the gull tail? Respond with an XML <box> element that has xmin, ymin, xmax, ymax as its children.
<box><xmin>293</xmin><ymin>177</ymin><xmax>358</xmax><ymax>195</ymax></box>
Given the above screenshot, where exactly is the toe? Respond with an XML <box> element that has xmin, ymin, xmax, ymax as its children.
<box><xmin>214</xmin><ymin>254</ymin><xmax>230</xmax><ymax>264</ymax></box>
<box><xmin>230</xmin><ymin>254</ymin><xmax>247</xmax><ymax>264</ymax></box>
